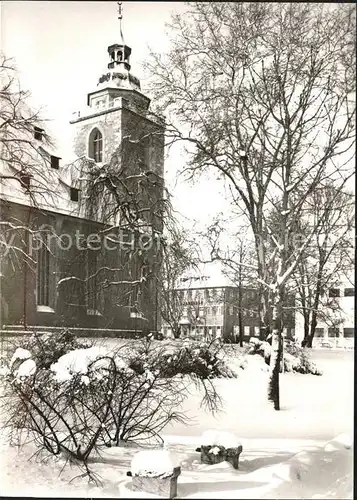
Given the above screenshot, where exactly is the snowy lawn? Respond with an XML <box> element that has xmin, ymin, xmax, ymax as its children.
<box><xmin>0</xmin><ymin>431</ymin><xmax>352</xmax><ymax>498</ymax></box>
<box><xmin>0</xmin><ymin>338</ymin><xmax>353</xmax><ymax>498</ymax></box>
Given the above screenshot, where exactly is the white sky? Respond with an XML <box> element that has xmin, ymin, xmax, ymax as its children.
<box><xmin>1</xmin><ymin>0</ymin><xmax>230</xmax><ymax>232</ymax></box>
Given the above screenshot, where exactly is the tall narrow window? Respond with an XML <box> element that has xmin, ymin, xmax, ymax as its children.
<box><xmin>34</xmin><ymin>126</ymin><xmax>44</xmax><ymax>141</ymax></box>
<box><xmin>50</xmin><ymin>155</ymin><xmax>60</xmax><ymax>169</ymax></box>
<box><xmin>37</xmin><ymin>239</ymin><xmax>50</xmax><ymax>306</ymax></box>
<box><xmin>70</xmin><ymin>187</ymin><xmax>79</xmax><ymax>202</ymax></box>
<box><xmin>86</xmin><ymin>249</ymin><xmax>102</xmax><ymax>314</ymax></box>
<box><xmin>89</xmin><ymin>128</ymin><xmax>103</xmax><ymax>163</ymax></box>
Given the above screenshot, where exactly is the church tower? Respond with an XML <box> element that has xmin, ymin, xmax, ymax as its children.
<box><xmin>69</xmin><ymin>3</ymin><xmax>165</xmax><ymax>334</ymax></box>
<box><xmin>70</xmin><ymin>2</ymin><xmax>165</xmax><ymax>180</ymax></box>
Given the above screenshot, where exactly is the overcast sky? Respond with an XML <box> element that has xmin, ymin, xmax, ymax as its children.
<box><xmin>1</xmin><ymin>1</ymin><xmax>230</xmax><ymax>235</ymax></box>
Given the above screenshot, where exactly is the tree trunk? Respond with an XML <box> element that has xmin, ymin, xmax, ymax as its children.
<box><xmin>238</xmin><ymin>308</ymin><xmax>243</xmax><ymax>347</ymax></box>
<box><xmin>268</xmin><ymin>297</ymin><xmax>283</xmax><ymax>410</ymax></box>
<box><xmin>306</xmin><ymin>277</ymin><xmax>323</xmax><ymax>348</ymax></box>
<box><xmin>259</xmin><ymin>288</ymin><xmax>271</xmax><ymax>341</ymax></box>
<box><xmin>237</xmin><ymin>285</ymin><xmax>244</xmax><ymax>346</ymax></box>
<box><xmin>301</xmin><ymin>308</ymin><xmax>310</xmax><ymax>347</ymax></box>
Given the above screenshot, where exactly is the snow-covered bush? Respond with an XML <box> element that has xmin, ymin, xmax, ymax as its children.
<box><xmin>14</xmin><ymin>329</ymin><xmax>92</xmax><ymax>369</ymax></box>
<box><xmin>0</xmin><ymin>333</ymin><xmax>228</xmax><ymax>478</ymax></box>
<box><xmin>245</xmin><ymin>338</ymin><xmax>322</xmax><ymax>375</ymax></box>
<box><xmin>156</xmin><ymin>341</ymin><xmax>237</xmax><ymax>380</ymax></box>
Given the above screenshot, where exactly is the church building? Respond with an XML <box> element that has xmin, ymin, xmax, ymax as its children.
<box><xmin>0</xmin><ymin>7</ymin><xmax>165</xmax><ymax>338</ymax></box>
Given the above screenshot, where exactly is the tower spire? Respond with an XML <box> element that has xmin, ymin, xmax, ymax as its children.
<box><xmin>117</xmin><ymin>2</ymin><xmax>125</xmax><ymax>45</ymax></box>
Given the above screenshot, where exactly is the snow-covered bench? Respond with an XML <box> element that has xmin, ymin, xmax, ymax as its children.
<box><xmin>196</xmin><ymin>430</ymin><xmax>243</xmax><ymax>469</ymax></box>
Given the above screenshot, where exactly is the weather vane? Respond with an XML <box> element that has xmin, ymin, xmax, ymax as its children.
<box><xmin>117</xmin><ymin>2</ymin><xmax>123</xmax><ymax>20</ymax></box>
<box><xmin>117</xmin><ymin>2</ymin><xmax>125</xmax><ymax>44</ymax></box>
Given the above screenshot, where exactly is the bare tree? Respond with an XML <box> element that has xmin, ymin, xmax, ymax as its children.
<box><xmin>159</xmin><ymin>225</ymin><xmax>199</xmax><ymax>338</ymax></box>
<box><xmin>0</xmin><ymin>56</ymin><xmax>58</xmax><ymax>327</ymax></box>
<box><xmin>145</xmin><ymin>3</ymin><xmax>355</xmax><ymax>409</ymax></box>
<box><xmin>204</xmin><ymin>219</ymin><xmax>258</xmax><ymax>346</ymax></box>
<box><xmin>0</xmin><ymin>55</ymin><xmax>57</xmax><ymax>204</ymax></box>
<box><xmin>292</xmin><ymin>187</ymin><xmax>355</xmax><ymax>347</ymax></box>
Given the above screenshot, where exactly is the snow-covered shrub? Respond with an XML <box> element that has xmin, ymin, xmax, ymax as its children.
<box><xmin>245</xmin><ymin>338</ymin><xmax>322</xmax><ymax>375</ymax></box>
<box><xmin>246</xmin><ymin>339</ymin><xmax>271</xmax><ymax>362</ymax></box>
<box><xmin>156</xmin><ymin>341</ymin><xmax>237</xmax><ymax>380</ymax></box>
<box><xmin>0</xmin><ymin>334</ymin><xmax>227</xmax><ymax>478</ymax></box>
<box><xmin>13</xmin><ymin>329</ymin><xmax>91</xmax><ymax>369</ymax></box>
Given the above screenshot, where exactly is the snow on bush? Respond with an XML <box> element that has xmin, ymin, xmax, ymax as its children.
<box><xmin>50</xmin><ymin>346</ymin><xmax>109</xmax><ymax>382</ymax></box>
<box><xmin>16</xmin><ymin>359</ymin><xmax>36</xmax><ymax>378</ymax></box>
<box><xmin>15</xmin><ymin>330</ymin><xmax>92</xmax><ymax>370</ymax></box>
<box><xmin>10</xmin><ymin>348</ymin><xmax>31</xmax><ymax>368</ymax></box>
<box><xmin>246</xmin><ymin>339</ymin><xmax>322</xmax><ymax>375</ymax></box>
<box><xmin>1</xmin><ymin>332</ymin><xmax>227</xmax><ymax>481</ymax></box>
<box><xmin>131</xmin><ymin>450</ymin><xmax>181</xmax><ymax>477</ymax></box>
<box><xmin>201</xmin><ymin>430</ymin><xmax>242</xmax><ymax>449</ymax></box>
<box><xmin>0</xmin><ymin>365</ymin><xmax>10</xmax><ymax>377</ymax></box>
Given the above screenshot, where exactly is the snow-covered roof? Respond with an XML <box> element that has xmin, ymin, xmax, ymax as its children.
<box><xmin>176</xmin><ymin>262</ymin><xmax>236</xmax><ymax>290</ymax></box>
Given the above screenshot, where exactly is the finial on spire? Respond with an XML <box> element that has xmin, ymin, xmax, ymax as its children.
<box><xmin>117</xmin><ymin>2</ymin><xmax>125</xmax><ymax>44</ymax></box>
<box><xmin>117</xmin><ymin>1</ymin><xmax>123</xmax><ymax>20</ymax></box>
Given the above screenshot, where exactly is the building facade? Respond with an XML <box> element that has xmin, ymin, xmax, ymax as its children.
<box><xmin>0</xmin><ymin>24</ymin><xmax>165</xmax><ymax>337</ymax></box>
<box><xmin>295</xmin><ymin>281</ymin><xmax>355</xmax><ymax>348</ymax></box>
<box><xmin>162</xmin><ymin>273</ymin><xmax>295</xmax><ymax>342</ymax></box>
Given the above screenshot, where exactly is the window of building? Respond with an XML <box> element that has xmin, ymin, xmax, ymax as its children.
<box><xmin>19</xmin><ymin>172</ymin><xmax>31</xmax><ymax>190</ymax></box>
<box><xmin>88</xmin><ymin>128</ymin><xmax>103</xmax><ymax>163</ymax></box>
<box><xmin>329</xmin><ymin>288</ymin><xmax>340</xmax><ymax>298</ymax></box>
<box><xmin>86</xmin><ymin>250</ymin><xmax>100</xmax><ymax>314</ymax></box>
<box><xmin>50</xmin><ymin>155</ymin><xmax>60</xmax><ymax>169</ymax></box>
<box><xmin>328</xmin><ymin>327</ymin><xmax>340</xmax><ymax>337</ymax></box>
<box><xmin>211</xmin><ymin>306</ymin><xmax>217</xmax><ymax>316</ymax></box>
<box><xmin>229</xmin><ymin>305</ymin><xmax>234</xmax><ymax>315</ymax></box>
<box><xmin>70</xmin><ymin>187</ymin><xmax>79</xmax><ymax>202</ymax></box>
<box><xmin>34</xmin><ymin>126</ymin><xmax>44</xmax><ymax>141</ymax></box>
<box><xmin>315</xmin><ymin>328</ymin><xmax>324</xmax><ymax>337</ymax></box>
<box><xmin>206</xmin><ymin>306</ymin><xmax>211</xmax><ymax>315</ymax></box>
<box><xmin>344</xmin><ymin>288</ymin><xmax>355</xmax><ymax>297</ymax></box>
<box><xmin>37</xmin><ymin>238</ymin><xmax>50</xmax><ymax>306</ymax></box>
<box><xmin>343</xmin><ymin>328</ymin><xmax>354</xmax><ymax>338</ymax></box>
<box><xmin>254</xmin><ymin>326</ymin><xmax>260</xmax><ymax>336</ymax></box>
<box><xmin>244</xmin><ymin>326</ymin><xmax>250</xmax><ymax>336</ymax></box>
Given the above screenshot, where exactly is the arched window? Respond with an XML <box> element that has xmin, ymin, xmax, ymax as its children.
<box><xmin>89</xmin><ymin>128</ymin><xmax>103</xmax><ymax>163</ymax></box>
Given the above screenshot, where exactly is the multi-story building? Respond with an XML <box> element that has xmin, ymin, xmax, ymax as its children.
<box><xmin>162</xmin><ymin>266</ymin><xmax>295</xmax><ymax>342</ymax></box>
<box><xmin>0</xmin><ymin>18</ymin><xmax>165</xmax><ymax>337</ymax></box>
<box><xmin>295</xmin><ymin>279</ymin><xmax>355</xmax><ymax>348</ymax></box>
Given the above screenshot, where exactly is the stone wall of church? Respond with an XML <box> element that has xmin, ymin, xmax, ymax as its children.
<box><xmin>0</xmin><ymin>200</ymin><xmax>160</xmax><ymax>334</ymax></box>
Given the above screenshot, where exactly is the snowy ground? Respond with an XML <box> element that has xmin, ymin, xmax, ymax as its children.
<box><xmin>0</xmin><ymin>339</ymin><xmax>353</xmax><ymax>498</ymax></box>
